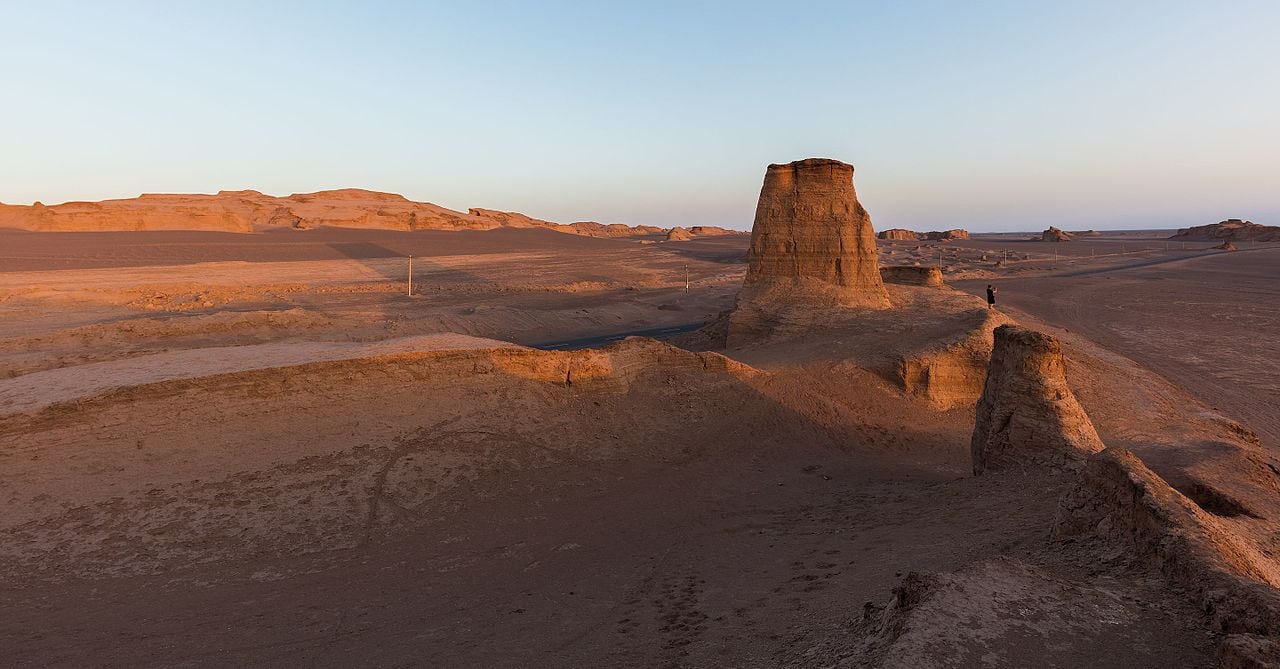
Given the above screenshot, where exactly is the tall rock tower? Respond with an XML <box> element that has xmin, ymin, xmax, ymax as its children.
<box><xmin>728</xmin><ymin>158</ymin><xmax>890</xmax><ymax>343</ymax></box>
<box><xmin>742</xmin><ymin>158</ymin><xmax>890</xmax><ymax>307</ymax></box>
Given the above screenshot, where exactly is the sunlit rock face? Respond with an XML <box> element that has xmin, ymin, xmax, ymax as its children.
<box><xmin>740</xmin><ymin>158</ymin><xmax>890</xmax><ymax>308</ymax></box>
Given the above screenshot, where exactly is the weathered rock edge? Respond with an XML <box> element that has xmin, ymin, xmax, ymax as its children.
<box><xmin>1056</xmin><ymin>447</ymin><xmax>1280</xmax><ymax>666</ymax></box>
<box><xmin>971</xmin><ymin>325</ymin><xmax>1104</xmax><ymax>474</ymax></box>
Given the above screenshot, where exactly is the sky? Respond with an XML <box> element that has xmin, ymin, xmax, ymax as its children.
<box><xmin>2</xmin><ymin>1</ymin><xmax>1278</xmax><ymax>232</ymax></box>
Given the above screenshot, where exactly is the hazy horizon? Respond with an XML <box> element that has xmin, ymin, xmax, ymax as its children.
<box><xmin>3</xmin><ymin>1</ymin><xmax>1278</xmax><ymax>232</ymax></box>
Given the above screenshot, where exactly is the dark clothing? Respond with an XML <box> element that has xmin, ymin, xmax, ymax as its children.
<box><xmin>986</xmin><ymin>288</ymin><xmax>996</xmax><ymax>305</ymax></box>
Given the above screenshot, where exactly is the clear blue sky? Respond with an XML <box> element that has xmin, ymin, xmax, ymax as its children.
<box><xmin>2</xmin><ymin>1</ymin><xmax>1278</xmax><ymax>231</ymax></box>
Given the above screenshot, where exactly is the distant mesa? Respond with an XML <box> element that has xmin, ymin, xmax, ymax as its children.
<box><xmin>878</xmin><ymin>228</ymin><xmax>917</xmax><ymax>241</ymax></box>
<box><xmin>1040</xmin><ymin>226</ymin><xmax>1073</xmax><ymax>242</ymax></box>
<box><xmin>0</xmin><ymin>189</ymin><xmax>744</xmax><ymax>239</ymax></box>
<box><xmin>876</xmin><ymin>228</ymin><xmax>969</xmax><ymax>241</ymax></box>
<box><xmin>924</xmin><ymin>229</ymin><xmax>970</xmax><ymax>241</ymax></box>
<box><xmin>1170</xmin><ymin>219</ymin><xmax>1280</xmax><ymax>242</ymax></box>
<box><xmin>971</xmin><ymin>325</ymin><xmax>1104</xmax><ymax>475</ymax></box>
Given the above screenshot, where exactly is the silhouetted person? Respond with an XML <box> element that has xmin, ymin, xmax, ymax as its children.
<box><xmin>986</xmin><ymin>284</ymin><xmax>997</xmax><ymax>309</ymax></box>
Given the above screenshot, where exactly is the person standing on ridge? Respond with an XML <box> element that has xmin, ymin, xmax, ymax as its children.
<box><xmin>986</xmin><ymin>284</ymin><xmax>997</xmax><ymax>310</ymax></box>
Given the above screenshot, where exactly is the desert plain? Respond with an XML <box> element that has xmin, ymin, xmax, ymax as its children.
<box><xmin>1</xmin><ymin>167</ymin><xmax>1279</xmax><ymax>668</ymax></box>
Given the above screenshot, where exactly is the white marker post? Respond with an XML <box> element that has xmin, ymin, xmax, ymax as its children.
<box><xmin>407</xmin><ymin>255</ymin><xmax>413</xmax><ymax>296</ymax></box>
<box><xmin>685</xmin><ymin>263</ymin><xmax>690</xmax><ymax>294</ymax></box>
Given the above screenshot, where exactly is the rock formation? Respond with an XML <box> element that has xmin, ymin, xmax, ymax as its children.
<box><xmin>1171</xmin><ymin>219</ymin><xmax>1279</xmax><ymax>242</ymax></box>
<box><xmin>688</xmin><ymin>226</ymin><xmax>741</xmax><ymax>237</ymax></box>
<box><xmin>1055</xmin><ymin>447</ymin><xmax>1280</xmax><ymax>661</ymax></box>
<box><xmin>876</xmin><ymin>228</ymin><xmax>970</xmax><ymax>241</ymax></box>
<box><xmin>1216</xmin><ymin>241</ymin><xmax>1238</xmax><ymax>251</ymax></box>
<box><xmin>740</xmin><ymin>159</ymin><xmax>889</xmax><ymax>305</ymax></box>
<box><xmin>0</xmin><ymin>190</ymin><xmax>671</xmax><ymax>239</ymax></box>
<box><xmin>878</xmin><ymin>228</ymin><xmax>917</xmax><ymax>241</ymax></box>
<box><xmin>971</xmin><ymin>325</ymin><xmax>1104</xmax><ymax>474</ymax></box>
<box><xmin>880</xmin><ymin>266</ymin><xmax>944</xmax><ymax>287</ymax></box>
<box><xmin>924</xmin><ymin>229</ymin><xmax>970</xmax><ymax>241</ymax></box>
<box><xmin>895</xmin><ymin>307</ymin><xmax>1012</xmax><ymax>410</ymax></box>
<box><xmin>665</xmin><ymin>226</ymin><xmax>694</xmax><ymax>241</ymax></box>
<box><xmin>1041</xmin><ymin>226</ymin><xmax>1073</xmax><ymax>242</ymax></box>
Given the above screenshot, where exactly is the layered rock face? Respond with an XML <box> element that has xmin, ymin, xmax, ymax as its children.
<box><xmin>971</xmin><ymin>325</ymin><xmax>1104</xmax><ymax>474</ymax></box>
<box><xmin>876</xmin><ymin>228</ymin><xmax>969</xmax><ymax>241</ymax></box>
<box><xmin>924</xmin><ymin>229</ymin><xmax>969</xmax><ymax>241</ymax></box>
<box><xmin>880</xmin><ymin>266</ymin><xmax>944</xmax><ymax>287</ymax></box>
<box><xmin>878</xmin><ymin>228</ymin><xmax>917</xmax><ymax>241</ymax></box>
<box><xmin>1171</xmin><ymin>219</ymin><xmax>1280</xmax><ymax>242</ymax></box>
<box><xmin>738</xmin><ymin>158</ymin><xmax>890</xmax><ymax>308</ymax></box>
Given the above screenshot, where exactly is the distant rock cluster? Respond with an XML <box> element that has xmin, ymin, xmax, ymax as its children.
<box><xmin>877</xmin><ymin>228</ymin><xmax>969</xmax><ymax>241</ymax></box>
<box><xmin>1040</xmin><ymin>226</ymin><xmax>1073</xmax><ymax>242</ymax></box>
<box><xmin>1170</xmin><ymin>219</ymin><xmax>1280</xmax><ymax>242</ymax></box>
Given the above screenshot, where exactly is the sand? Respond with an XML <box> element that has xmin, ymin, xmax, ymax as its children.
<box><xmin>2</xmin><ymin>225</ymin><xmax>1275</xmax><ymax>666</ymax></box>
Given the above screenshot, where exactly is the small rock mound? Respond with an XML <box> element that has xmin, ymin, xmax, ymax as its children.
<box><xmin>1216</xmin><ymin>241</ymin><xmax>1238</xmax><ymax>251</ymax></box>
<box><xmin>665</xmin><ymin>226</ymin><xmax>694</xmax><ymax>241</ymax></box>
<box><xmin>971</xmin><ymin>325</ymin><xmax>1104</xmax><ymax>474</ymax></box>
<box><xmin>1041</xmin><ymin>226</ymin><xmax>1073</xmax><ymax>242</ymax></box>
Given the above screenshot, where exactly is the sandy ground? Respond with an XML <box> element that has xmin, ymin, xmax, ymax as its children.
<box><xmin>1</xmin><ymin>226</ymin><xmax>1274</xmax><ymax>666</ymax></box>
<box><xmin>956</xmin><ymin>245</ymin><xmax>1280</xmax><ymax>455</ymax></box>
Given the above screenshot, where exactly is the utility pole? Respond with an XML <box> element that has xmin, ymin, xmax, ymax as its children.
<box><xmin>407</xmin><ymin>255</ymin><xmax>413</xmax><ymax>296</ymax></box>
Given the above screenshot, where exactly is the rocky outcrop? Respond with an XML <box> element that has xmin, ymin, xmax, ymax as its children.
<box><xmin>688</xmin><ymin>226</ymin><xmax>742</xmax><ymax>237</ymax></box>
<box><xmin>0</xmin><ymin>190</ymin><xmax>486</xmax><ymax>233</ymax></box>
<box><xmin>727</xmin><ymin>159</ymin><xmax>891</xmax><ymax>343</ymax></box>
<box><xmin>971</xmin><ymin>325</ymin><xmax>1104</xmax><ymax>474</ymax></box>
<box><xmin>1041</xmin><ymin>226</ymin><xmax>1073</xmax><ymax>242</ymax></box>
<box><xmin>0</xmin><ymin>190</ymin><xmax>671</xmax><ymax>238</ymax></box>
<box><xmin>880</xmin><ymin>266</ymin><xmax>944</xmax><ymax>287</ymax></box>
<box><xmin>665</xmin><ymin>226</ymin><xmax>694</xmax><ymax>241</ymax></box>
<box><xmin>876</xmin><ymin>228</ymin><xmax>970</xmax><ymax>242</ymax></box>
<box><xmin>1171</xmin><ymin>219</ymin><xmax>1280</xmax><ymax>242</ymax></box>
<box><xmin>878</xmin><ymin>228</ymin><xmax>917</xmax><ymax>241</ymax></box>
<box><xmin>1216</xmin><ymin>241</ymin><xmax>1239</xmax><ymax>251</ymax></box>
<box><xmin>896</xmin><ymin>307</ymin><xmax>1011</xmax><ymax>410</ymax></box>
<box><xmin>740</xmin><ymin>159</ymin><xmax>888</xmax><ymax>305</ymax></box>
<box><xmin>1056</xmin><ymin>448</ymin><xmax>1280</xmax><ymax>643</ymax></box>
